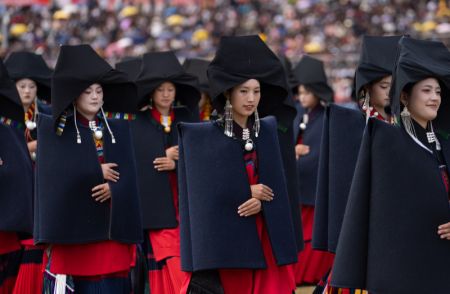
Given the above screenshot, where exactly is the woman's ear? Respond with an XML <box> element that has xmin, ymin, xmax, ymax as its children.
<box><xmin>400</xmin><ymin>91</ymin><xmax>408</xmax><ymax>106</ymax></box>
<box><xmin>224</xmin><ymin>90</ymin><xmax>230</xmax><ymax>100</ymax></box>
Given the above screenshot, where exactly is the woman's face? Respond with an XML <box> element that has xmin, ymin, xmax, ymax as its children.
<box><xmin>228</xmin><ymin>79</ymin><xmax>261</xmax><ymax>118</ymax></box>
<box><xmin>298</xmin><ymin>85</ymin><xmax>319</xmax><ymax>109</ymax></box>
<box><xmin>401</xmin><ymin>77</ymin><xmax>441</xmax><ymax>125</ymax></box>
<box><xmin>16</xmin><ymin>78</ymin><xmax>37</xmax><ymax>108</ymax></box>
<box><xmin>367</xmin><ymin>75</ymin><xmax>392</xmax><ymax>109</ymax></box>
<box><xmin>152</xmin><ymin>82</ymin><xmax>176</xmax><ymax>110</ymax></box>
<box><xmin>75</xmin><ymin>83</ymin><xmax>104</xmax><ymax>119</ymax></box>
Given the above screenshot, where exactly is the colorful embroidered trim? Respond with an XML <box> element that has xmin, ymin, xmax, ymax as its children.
<box><xmin>104</xmin><ymin>112</ymin><xmax>136</xmax><ymax>121</ymax></box>
<box><xmin>0</xmin><ymin>116</ymin><xmax>24</xmax><ymax>129</ymax></box>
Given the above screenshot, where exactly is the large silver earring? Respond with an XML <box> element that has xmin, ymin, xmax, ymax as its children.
<box><xmin>73</xmin><ymin>104</ymin><xmax>81</xmax><ymax>144</ymax></box>
<box><xmin>224</xmin><ymin>98</ymin><xmax>233</xmax><ymax>137</ymax></box>
<box><xmin>401</xmin><ymin>104</ymin><xmax>416</xmax><ymax>139</ymax></box>
<box><xmin>253</xmin><ymin>107</ymin><xmax>260</xmax><ymax>138</ymax></box>
<box><xmin>362</xmin><ymin>91</ymin><xmax>371</xmax><ymax>122</ymax></box>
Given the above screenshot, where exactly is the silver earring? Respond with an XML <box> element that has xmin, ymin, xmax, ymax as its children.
<box><xmin>73</xmin><ymin>104</ymin><xmax>81</xmax><ymax>144</ymax></box>
<box><xmin>401</xmin><ymin>104</ymin><xmax>416</xmax><ymax>139</ymax></box>
<box><xmin>362</xmin><ymin>91</ymin><xmax>371</xmax><ymax>122</ymax></box>
<box><xmin>224</xmin><ymin>98</ymin><xmax>233</xmax><ymax>137</ymax></box>
<box><xmin>254</xmin><ymin>108</ymin><xmax>260</xmax><ymax>138</ymax></box>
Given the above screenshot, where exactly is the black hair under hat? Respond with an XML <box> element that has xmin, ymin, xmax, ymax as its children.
<box><xmin>207</xmin><ymin>35</ymin><xmax>289</xmax><ymax>116</ymax></box>
<box><xmin>0</xmin><ymin>59</ymin><xmax>24</xmax><ymax>123</ymax></box>
<box><xmin>5</xmin><ymin>51</ymin><xmax>52</xmax><ymax>102</ymax></box>
<box><xmin>354</xmin><ymin>35</ymin><xmax>401</xmax><ymax>99</ymax></box>
<box><xmin>51</xmin><ymin>44</ymin><xmax>138</xmax><ymax>124</ymax></box>
<box><xmin>115</xmin><ymin>57</ymin><xmax>142</xmax><ymax>81</ymax></box>
<box><xmin>390</xmin><ymin>36</ymin><xmax>450</xmax><ymax>132</ymax></box>
<box><xmin>292</xmin><ymin>55</ymin><xmax>334</xmax><ymax>102</ymax></box>
<box><xmin>182</xmin><ymin>58</ymin><xmax>210</xmax><ymax>94</ymax></box>
<box><xmin>135</xmin><ymin>51</ymin><xmax>200</xmax><ymax>111</ymax></box>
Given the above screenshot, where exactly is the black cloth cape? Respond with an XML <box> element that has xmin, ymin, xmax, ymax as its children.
<box><xmin>5</xmin><ymin>51</ymin><xmax>53</xmax><ymax>102</ymax></box>
<box><xmin>312</xmin><ymin>103</ymin><xmax>365</xmax><ymax>252</ymax></box>
<box><xmin>34</xmin><ymin>114</ymin><xmax>142</xmax><ymax>244</ymax></box>
<box><xmin>0</xmin><ymin>124</ymin><xmax>33</xmax><ymax>234</ymax></box>
<box><xmin>130</xmin><ymin>106</ymin><xmax>196</xmax><ymax>229</ymax></box>
<box><xmin>331</xmin><ymin>118</ymin><xmax>450</xmax><ymax>293</ymax></box>
<box><xmin>178</xmin><ymin>116</ymin><xmax>298</xmax><ymax>271</ymax></box>
<box><xmin>294</xmin><ymin>105</ymin><xmax>325</xmax><ymax>206</ymax></box>
<box><xmin>271</xmin><ymin>98</ymin><xmax>304</xmax><ymax>252</ymax></box>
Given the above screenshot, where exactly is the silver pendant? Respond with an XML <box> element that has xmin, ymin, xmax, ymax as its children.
<box><xmin>26</xmin><ymin>120</ymin><xmax>37</xmax><ymax>130</ymax></box>
<box><xmin>245</xmin><ymin>140</ymin><xmax>254</xmax><ymax>151</ymax></box>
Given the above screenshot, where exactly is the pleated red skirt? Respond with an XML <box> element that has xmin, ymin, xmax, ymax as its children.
<box><xmin>12</xmin><ymin>240</ymin><xmax>45</xmax><ymax>294</ymax></box>
<box><xmin>294</xmin><ymin>205</ymin><xmax>334</xmax><ymax>285</ymax></box>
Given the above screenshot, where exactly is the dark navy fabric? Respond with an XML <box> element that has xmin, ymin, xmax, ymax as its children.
<box><xmin>130</xmin><ymin>106</ymin><xmax>195</xmax><ymax>229</ymax></box>
<box><xmin>295</xmin><ymin>105</ymin><xmax>325</xmax><ymax>205</ymax></box>
<box><xmin>34</xmin><ymin>114</ymin><xmax>142</xmax><ymax>244</ymax></box>
<box><xmin>312</xmin><ymin>103</ymin><xmax>365</xmax><ymax>252</ymax></box>
<box><xmin>331</xmin><ymin>118</ymin><xmax>450</xmax><ymax>293</ymax></box>
<box><xmin>178</xmin><ymin>116</ymin><xmax>297</xmax><ymax>271</ymax></box>
<box><xmin>0</xmin><ymin>124</ymin><xmax>33</xmax><ymax>234</ymax></box>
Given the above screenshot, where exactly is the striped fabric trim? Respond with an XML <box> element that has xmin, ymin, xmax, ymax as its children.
<box><xmin>104</xmin><ymin>112</ymin><xmax>136</xmax><ymax>121</ymax></box>
<box><xmin>56</xmin><ymin>113</ymin><xmax>67</xmax><ymax>136</ymax></box>
<box><xmin>0</xmin><ymin>116</ymin><xmax>24</xmax><ymax>129</ymax></box>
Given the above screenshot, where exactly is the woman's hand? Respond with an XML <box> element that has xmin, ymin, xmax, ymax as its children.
<box><xmin>101</xmin><ymin>163</ymin><xmax>120</xmax><ymax>182</ymax></box>
<box><xmin>295</xmin><ymin>144</ymin><xmax>310</xmax><ymax>159</ymax></box>
<box><xmin>154</xmin><ymin>157</ymin><xmax>176</xmax><ymax>171</ymax></box>
<box><xmin>237</xmin><ymin>198</ymin><xmax>262</xmax><ymax>217</ymax></box>
<box><xmin>166</xmin><ymin>146</ymin><xmax>179</xmax><ymax>161</ymax></box>
<box><xmin>251</xmin><ymin>184</ymin><xmax>274</xmax><ymax>201</ymax></box>
<box><xmin>92</xmin><ymin>183</ymin><xmax>111</xmax><ymax>203</ymax></box>
<box><xmin>438</xmin><ymin>222</ymin><xmax>450</xmax><ymax>240</ymax></box>
<box><xmin>27</xmin><ymin>140</ymin><xmax>37</xmax><ymax>153</ymax></box>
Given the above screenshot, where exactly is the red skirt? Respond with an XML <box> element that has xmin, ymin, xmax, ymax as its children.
<box><xmin>146</xmin><ymin>229</ymin><xmax>183</xmax><ymax>294</ymax></box>
<box><xmin>181</xmin><ymin>214</ymin><xmax>296</xmax><ymax>294</ymax></box>
<box><xmin>294</xmin><ymin>205</ymin><xmax>334</xmax><ymax>285</ymax></box>
<box><xmin>0</xmin><ymin>232</ymin><xmax>21</xmax><ymax>294</ymax></box>
<box><xmin>12</xmin><ymin>240</ymin><xmax>45</xmax><ymax>294</ymax></box>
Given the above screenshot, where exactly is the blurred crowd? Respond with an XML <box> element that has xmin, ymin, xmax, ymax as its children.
<box><xmin>2</xmin><ymin>0</ymin><xmax>450</xmax><ymax>102</ymax></box>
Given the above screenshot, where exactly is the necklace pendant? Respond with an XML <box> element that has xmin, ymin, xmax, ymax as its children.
<box><xmin>26</xmin><ymin>120</ymin><xmax>36</xmax><ymax>130</ymax></box>
<box><xmin>164</xmin><ymin>126</ymin><xmax>171</xmax><ymax>133</ymax></box>
<box><xmin>94</xmin><ymin>130</ymin><xmax>103</xmax><ymax>140</ymax></box>
<box><xmin>245</xmin><ymin>140</ymin><xmax>253</xmax><ymax>151</ymax></box>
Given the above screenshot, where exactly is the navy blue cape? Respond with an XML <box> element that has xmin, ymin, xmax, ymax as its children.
<box><xmin>312</xmin><ymin>103</ymin><xmax>365</xmax><ymax>252</ymax></box>
<box><xmin>178</xmin><ymin>116</ymin><xmax>298</xmax><ymax>271</ymax></box>
<box><xmin>331</xmin><ymin>118</ymin><xmax>450</xmax><ymax>293</ymax></box>
<box><xmin>34</xmin><ymin>114</ymin><xmax>142</xmax><ymax>244</ymax></box>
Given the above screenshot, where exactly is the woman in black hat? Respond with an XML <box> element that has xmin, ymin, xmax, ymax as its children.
<box><xmin>178</xmin><ymin>35</ymin><xmax>298</xmax><ymax>294</ymax></box>
<box><xmin>331</xmin><ymin>37</ymin><xmax>450</xmax><ymax>293</ymax></box>
<box><xmin>5</xmin><ymin>51</ymin><xmax>52</xmax><ymax>161</ymax></box>
<box><xmin>0</xmin><ymin>59</ymin><xmax>34</xmax><ymax>294</ymax></box>
<box><xmin>3</xmin><ymin>51</ymin><xmax>54</xmax><ymax>294</ymax></box>
<box><xmin>131</xmin><ymin>51</ymin><xmax>200</xmax><ymax>294</ymax></box>
<box><xmin>291</xmin><ymin>55</ymin><xmax>335</xmax><ymax>286</ymax></box>
<box><xmin>35</xmin><ymin>44</ymin><xmax>142</xmax><ymax>293</ymax></box>
<box><xmin>183</xmin><ymin>58</ymin><xmax>213</xmax><ymax>121</ymax></box>
<box><xmin>312</xmin><ymin>35</ymin><xmax>400</xmax><ymax>294</ymax></box>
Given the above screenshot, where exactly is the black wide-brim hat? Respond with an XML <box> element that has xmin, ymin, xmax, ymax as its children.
<box><xmin>5</xmin><ymin>51</ymin><xmax>53</xmax><ymax>103</ymax></box>
<box><xmin>135</xmin><ymin>51</ymin><xmax>200</xmax><ymax>112</ymax></box>
<box><xmin>292</xmin><ymin>55</ymin><xmax>334</xmax><ymax>103</ymax></box>
<box><xmin>183</xmin><ymin>58</ymin><xmax>210</xmax><ymax>95</ymax></box>
<box><xmin>390</xmin><ymin>36</ymin><xmax>450</xmax><ymax>132</ymax></box>
<box><xmin>207</xmin><ymin>35</ymin><xmax>289</xmax><ymax>116</ymax></box>
<box><xmin>0</xmin><ymin>59</ymin><xmax>24</xmax><ymax>123</ymax></box>
<box><xmin>52</xmin><ymin>44</ymin><xmax>138</xmax><ymax>125</ymax></box>
<box><xmin>115</xmin><ymin>57</ymin><xmax>142</xmax><ymax>81</ymax></box>
<box><xmin>353</xmin><ymin>35</ymin><xmax>401</xmax><ymax>100</ymax></box>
